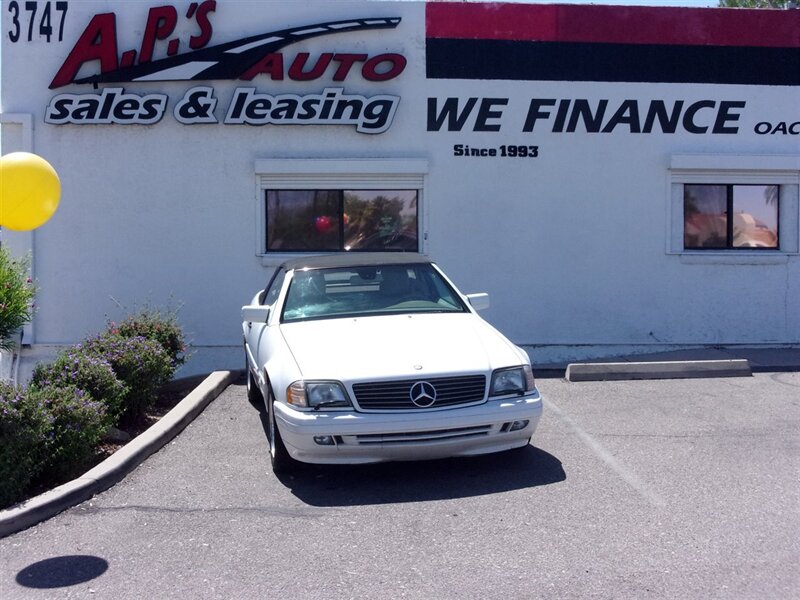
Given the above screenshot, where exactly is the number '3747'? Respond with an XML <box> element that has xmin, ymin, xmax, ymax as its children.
<box><xmin>7</xmin><ymin>1</ymin><xmax>68</xmax><ymax>43</ymax></box>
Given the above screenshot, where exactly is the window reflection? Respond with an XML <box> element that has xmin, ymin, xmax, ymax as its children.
<box><xmin>344</xmin><ymin>190</ymin><xmax>418</xmax><ymax>251</ymax></box>
<box><xmin>267</xmin><ymin>191</ymin><xmax>340</xmax><ymax>251</ymax></box>
<box><xmin>266</xmin><ymin>189</ymin><xmax>418</xmax><ymax>252</ymax></box>
<box><xmin>684</xmin><ymin>184</ymin><xmax>778</xmax><ymax>250</ymax></box>
<box><xmin>684</xmin><ymin>185</ymin><xmax>727</xmax><ymax>249</ymax></box>
<box><xmin>732</xmin><ymin>185</ymin><xmax>778</xmax><ymax>249</ymax></box>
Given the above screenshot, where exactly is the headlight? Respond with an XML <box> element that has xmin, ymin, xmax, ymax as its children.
<box><xmin>490</xmin><ymin>366</ymin><xmax>535</xmax><ymax>396</ymax></box>
<box><xmin>286</xmin><ymin>381</ymin><xmax>352</xmax><ymax>409</ymax></box>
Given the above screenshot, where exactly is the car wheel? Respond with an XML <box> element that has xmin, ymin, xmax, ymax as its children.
<box><xmin>246</xmin><ymin>366</ymin><xmax>264</xmax><ymax>406</ymax></box>
<box><xmin>266</xmin><ymin>387</ymin><xmax>296</xmax><ymax>474</ymax></box>
<box><xmin>244</xmin><ymin>347</ymin><xmax>264</xmax><ymax>406</ymax></box>
<box><xmin>515</xmin><ymin>437</ymin><xmax>533</xmax><ymax>453</ymax></box>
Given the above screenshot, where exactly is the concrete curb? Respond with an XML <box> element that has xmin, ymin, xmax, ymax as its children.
<box><xmin>0</xmin><ymin>370</ymin><xmax>238</xmax><ymax>539</ymax></box>
<box><xmin>565</xmin><ymin>359</ymin><xmax>752</xmax><ymax>382</ymax></box>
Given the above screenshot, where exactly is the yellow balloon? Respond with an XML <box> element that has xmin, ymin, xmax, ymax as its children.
<box><xmin>0</xmin><ymin>152</ymin><xmax>61</xmax><ymax>231</ymax></box>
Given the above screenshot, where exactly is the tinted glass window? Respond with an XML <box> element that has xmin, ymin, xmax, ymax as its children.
<box><xmin>684</xmin><ymin>184</ymin><xmax>778</xmax><ymax>250</ymax></box>
<box><xmin>282</xmin><ymin>264</ymin><xmax>466</xmax><ymax>322</ymax></box>
<box><xmin>263</xmin><ymin>269</ymin><xmax>286</xmax><ymax>306</ymax></box>
<box><xmin>266</xmin><ymin>190</ymin><xmax>418</xmax><ymax>252</ymax></box>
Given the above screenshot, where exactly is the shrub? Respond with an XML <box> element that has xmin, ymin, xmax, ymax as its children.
<box><xmin>0</xmin><ymin>248</ymin><xmax>36</xmax><ymax>349</ymax></box>
<box><xmin>30</xmin><ymin>349</ymin><xmax>127</xmax><ymax>423</ymax></box>
<box><xmin>28</xmin><ymin>385</ymin><xmax>112</xmax><ymax>481</ymax></box>
<box><xmin>80</xmin><ymin>333</ymin><xmax>174</xmax><ymax>422</ymax></box>
<box><xmin>0</xmin><ymin>382</ymin><xmax>50</xmax><ymax>508</ymax></box>
<box><xmin>110</xmin><ymin>309</ymin><xmax>187</xmax><ymax>368</ymax></box>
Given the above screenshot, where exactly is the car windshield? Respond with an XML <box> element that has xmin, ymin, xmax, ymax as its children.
<box><xmin>281</xmin><ymin>263</ymin><xmax>468</xmax><ymax>322</ymax></box>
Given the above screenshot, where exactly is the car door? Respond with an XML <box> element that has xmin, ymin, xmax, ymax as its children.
<box><xmin>248</xmin><ymin>268</ymin><xmax>287</xmax><ymax>370</ymax></box>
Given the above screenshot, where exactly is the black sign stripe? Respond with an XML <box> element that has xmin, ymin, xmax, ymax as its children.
<box><xmin>426</xmin><ymin>39</ymin><xmax>800</xmax><ymax>87</ymax></box>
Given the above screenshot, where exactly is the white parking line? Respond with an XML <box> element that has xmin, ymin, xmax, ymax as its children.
<box><xmin>544</xmin><ymin>398</ymin><xmax>666</xmax><ymax>507</ymax></box>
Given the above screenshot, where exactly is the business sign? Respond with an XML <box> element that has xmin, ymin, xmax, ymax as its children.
<box><xmin>424</xmin><ymin>3</ymin><xmax>800</xmax><ymax>144</ymax></box>
<box><xmin>37</xmin><ymin>1</ymin><xmax>405</xmax><ymax>132</ymax></box>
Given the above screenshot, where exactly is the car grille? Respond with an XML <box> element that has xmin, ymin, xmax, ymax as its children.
<box><xmin>349</xmin><ymin>425</ymin><xmax>492</xmax><ymax>445</ymax></box>
<box><xmin>352</xmin><ymin>375</ymin><xmax>487</xmax><ymax>410</ymax></box>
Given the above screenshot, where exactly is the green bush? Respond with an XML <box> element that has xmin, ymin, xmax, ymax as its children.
<box><xmin>2</xmin><ymin>306</ymin><xmax>188</xmax><ymax>506</ymax></box>
<box><xmin>0</xmin><ymin>248</ymin><xmax>36</xmax><ymax>349</ymax></box>
<box><xmin>110</xmin><ymin>309</ymin><xmax>187</xmax><ymax>368</ymax></box>
<box><xmin>0</xmin><ymin>382</ymin><xmax>50</xmax><ymax>508</ymax></box>
<box><xmin>80</xmin><ymin>333</ymin><xmax>174</xmax><ymax>422</ymax></box>
<box><xmin>28</xmin><ymin>385</ymin><xmax>112</xmax><ymax>481</ymax></box>
<box><xmin>30</xmin><ymin>350</ymin><xmax>127</xmax><ymax>423</ymax></box>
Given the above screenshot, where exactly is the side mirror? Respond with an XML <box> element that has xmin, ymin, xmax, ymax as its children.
<box><xmin>241</xmin><ymin>305</ymin><xmax>271</xmax><ymax>323</ymax></box>
<box><xmin>466</xmin><ymin>293</ymin><xmax>490</xmax><ymax>311</ymax></box>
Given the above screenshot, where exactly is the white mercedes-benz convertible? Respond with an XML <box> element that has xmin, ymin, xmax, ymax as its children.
<box><xmin>242</xmin><ymin>253</ymin><xmax>543</xmax><ymax>473</ymax></box>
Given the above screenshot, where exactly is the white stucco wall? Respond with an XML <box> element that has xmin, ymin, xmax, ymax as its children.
<box><xmin>1</xmin><ymin>1</ymin><xmax>798</xmax><ymax>377</ymax></box>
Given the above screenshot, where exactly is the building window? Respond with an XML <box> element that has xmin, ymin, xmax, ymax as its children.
<box><xmin>668</xmin><ymin>154</ymin><xmax>799</xmax><ymax>258</ymax></box>
<box><xmin>266</xmin><ymin>189</ymin><xmax>419</xmax><ymax>252</ymax></box>
<box><xmin>255</xmin><ymin>159</ymin><xmax>428</xmax><ymax>259</ymax></box>
<box><xmin>684</xmin><ymin>184</ymin><xmax>779</xmax><ymax>250</ymax></box>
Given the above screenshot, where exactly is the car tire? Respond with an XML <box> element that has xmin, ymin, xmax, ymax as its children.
<box><xmin>266</xmin><ymin>387</ymin><xmax>297</xmax><ymax>474</ymax></box>
<box><xmin>506</xmin><ymin>438</ymin><xmax>532</xmax><ymax>456</ymax></box>
<box><xmin>246</xmin><ymin>366</ymin><xmax>264</xmax><ymax>406</ymax></box>
<box><xmin>244</xmin><ymin>347</ymin><xmax>264</xmax><ymax>406</ymax></box>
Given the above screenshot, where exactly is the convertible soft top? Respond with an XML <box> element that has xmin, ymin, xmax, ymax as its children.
<box><xmin>279</xmin><ymin>252</ymin><xmax>433</xmax><ymax>271</ymax></box>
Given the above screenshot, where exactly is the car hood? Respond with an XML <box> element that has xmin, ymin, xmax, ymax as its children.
<box><xmin>279</xmin><ymin>313</ymin><xmax>525</xmax><ymax>382</ymax></box>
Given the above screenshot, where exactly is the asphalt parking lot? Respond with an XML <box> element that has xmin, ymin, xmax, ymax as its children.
<box><xmin>0</xmin><ymin>372</ymin><xmax>798</xmax><ymax>599</ymax></box>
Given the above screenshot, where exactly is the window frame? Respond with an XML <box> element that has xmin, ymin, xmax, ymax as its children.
<box><xmin>255</xmin><ymin>159</ymin><xmax>428</xmax><ymax>266</ymax></box>
<box><xmin>668</xmin><ymin>154</ymin><xmax>800</xmax><ymax>261</ymax></box>
<box><xmin>261</xmin><ymin>267</ymin><xmax>287</xmax><ymax>306</ymax></box>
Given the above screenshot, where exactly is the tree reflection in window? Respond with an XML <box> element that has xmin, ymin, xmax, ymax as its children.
<box><xmin>684</xmin><ymin>184</ymin><xmax>778</xmax><ymax>250</ymax></box>
<box><xmin>266</xmin><ymin>190</ymin><xmax>418</xmax><ymax>252</ymax></box>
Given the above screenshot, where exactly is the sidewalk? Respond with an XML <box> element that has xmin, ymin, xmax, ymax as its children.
<box><xmin>535</xmin><ymin>346</ymin><xmax>800</xmax><ymax>380</ymax></box>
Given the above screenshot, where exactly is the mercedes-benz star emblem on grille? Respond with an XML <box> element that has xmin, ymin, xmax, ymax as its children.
<box><xmin>410</xmin><ymin>381</ymin><xmax>437</xmax><ymax>408</ymax></box>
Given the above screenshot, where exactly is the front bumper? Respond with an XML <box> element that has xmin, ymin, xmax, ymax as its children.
<box><xmin>274</xmin><ymin>389</ymin><xmax>544</xmax><ymax>464</ymax></box>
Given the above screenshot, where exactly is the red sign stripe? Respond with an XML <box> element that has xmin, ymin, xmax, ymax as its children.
<box><xmin>426</xmin><ymin>3</ymin><xmax>800</xmax><ymax>49</ymax></box>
